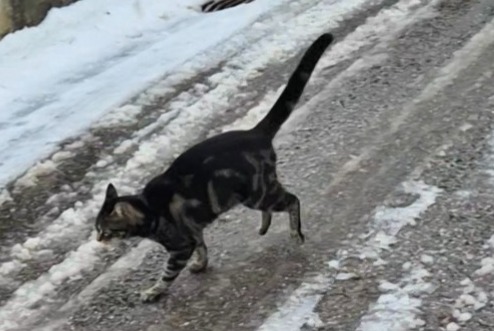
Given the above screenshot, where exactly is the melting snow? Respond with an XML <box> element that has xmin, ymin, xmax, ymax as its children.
<box><xmin>0</xmin><ymin>0</ymin><xmax>285</xmax><ymax>190</ymax></box>
<box><xmin>356</xmin><ymin>264</ymin><xmax>432</xmax><ymax>331</ymax></box>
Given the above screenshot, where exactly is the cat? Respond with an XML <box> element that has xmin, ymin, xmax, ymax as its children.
<box><xmin>95</xmin><ymin>33</ymin><xmax>334</xmax><ymax>302</ymax></box>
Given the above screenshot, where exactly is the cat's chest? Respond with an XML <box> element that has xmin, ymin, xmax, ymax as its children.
<box><xmin>150</xmin><ymin>216</ymin><xmax>193</xmax><ymax>250</ymax></box>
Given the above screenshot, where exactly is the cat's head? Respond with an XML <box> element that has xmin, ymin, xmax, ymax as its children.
<box><xmin>95</xmin><ymin>183</ymin><xmax>147</xmax><ymax>242</ymax></box>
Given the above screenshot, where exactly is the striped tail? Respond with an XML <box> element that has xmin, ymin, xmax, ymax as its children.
<box><xmin>253</xmin><ymin>33</ymin><xmax>334</xmax><ymax>138</ymax></box>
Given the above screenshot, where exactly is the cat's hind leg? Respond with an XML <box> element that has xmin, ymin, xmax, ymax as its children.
<box><xmin>245</xmin><ymin>182</ymin><xmax>304</xmax><ymax>244</ymax></box>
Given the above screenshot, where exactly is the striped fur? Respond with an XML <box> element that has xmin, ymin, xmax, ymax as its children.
<box><xmin>201</xmin><ymin>0</ymin><xmax>254</xmax><ymax>12</ymax></box>
<box><xmin>95</xmin><ymin>33</ymin><xmax>334</xmax><ymax>303</ymax></box>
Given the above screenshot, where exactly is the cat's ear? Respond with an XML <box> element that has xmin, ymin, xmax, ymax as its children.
<box><xmin>105</xmin><ymin>183</ymin><xmax>118</xmax><ymax>201</ymax></box>
<box><xmin>113</xmin><ymin>201</ymin><xmax>145</xmax><ymax>225</ymax></box>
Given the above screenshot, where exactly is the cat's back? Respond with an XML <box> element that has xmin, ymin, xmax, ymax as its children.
<box><xmin>168</xmin><ymin>130</ymin><xmax>270</xmax><ymax>174</ymax></box>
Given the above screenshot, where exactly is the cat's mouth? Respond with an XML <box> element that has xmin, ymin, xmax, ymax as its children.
<box><xmin>96</xmin><ymin>230</ymin><xmax>128</xmax><ymax>242</ymax></box>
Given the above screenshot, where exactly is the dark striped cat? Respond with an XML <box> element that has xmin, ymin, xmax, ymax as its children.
<box><xmin>95</xmin><ymin>33</ymin><xmax>334</xmax><ymax>302</ymax></box>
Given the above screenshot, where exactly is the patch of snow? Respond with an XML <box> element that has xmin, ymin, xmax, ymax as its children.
<box><xmin>51</xmin><ymin>151</ymin><xmax>74</xmax><ymax>163</ymax></box>
<box><xmin>0</xmin><ymin>261</ymin><xmax>24</xmax><ymax>285</ymax></box>
<box><xmin>457</xmin><ymin>311</ymin><xmax>472</xmax><ymax>323</ymax></box>
<box><xmin>335</xmin><ymin>272</ymin><xmax>359</xmax><ymax>281</ymax></box>
<box><xmin>303</xmin><ymin>313</ymin><xmax>325</xmax><ymax>329</ymax></box>
<box><xmin>64</xmin><ymin>140</ymin><xmax>85</xmax><ymax>150</ymax></box>
<box><xmin>356</xmin><ymin>264</ymin><xmax>431</xmax><ymax>331</ymax></box>
<box><xmin>379</xmin><ymin>280</ymin><xmax>400</xmax><ymax>292</ymax></box>
<box><xmin>373</xmin><ymin>258</ymin><xmax>388</xmax><ymax>266</ymax></box>
<box><xmin>94</xmin><ymin>104</ymin><xmax>143</xmax><ymax>129</ymax></box>
<box><xmin>359</xmin><ymin>181</ymin><xmax>441</xmax><ymax>261</ymax></box>
<box><xmin>257</xmin><ymin>274</ymin><xmax>331</xmax><ymax>331</ymax></box>
<box><xmin>420</xmin><ymin>254</ymin><xmax>434</xmax><ymax>265</ymax></box>
<box><xmin>454</xmin><ymin>283</ymin><xmax>489</xmax><ymax>313</ymax></box>
<box><xmin>0</xmin><ymin>240</ymin><xmax>104</xmax><ymax>331</ymax></box>
<box><xmin>487</xmin><ymin>235</ymin><xmax>494</xmax><ymax>249</ymax></box>
<box><xmin>372</xmin><ymin>181</ymin><xmax>441</xmax><ymax>237</ymax></box>
<box><xmin>114</xmin><ymin>140</ymin><xmax>135</xmax><ymax>155</ymax></box>
<box><xmin>475</xmin><ymin>257</ymin><xmax>494</xmax><ymax>276</ymax></box>
<box><xmin>446</xmin><ymin>322</ymin><xmax>461</xmax><ymax>331</ymax></box>
<box><xmin>14</xmin><ymin>160</ymin><xmax>57</xmax><ymax>190</ymax></box>
<box><xmin>0</xmin><ymin>189</ymin><xmax>12</xmax><ymax>206</ymax></box>
<box><xmin>327</xmin><ymin>259</ymin><xmax>340</xmax><ymax>270</ymax></box>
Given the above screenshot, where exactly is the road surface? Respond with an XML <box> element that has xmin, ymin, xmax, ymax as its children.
<box><xmin>1</xmin><ymin>0</ymin><xmax>494</xmax><ymax>330</ymax></box>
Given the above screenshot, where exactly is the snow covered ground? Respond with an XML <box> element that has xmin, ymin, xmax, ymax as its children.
<box><xmin>1</xmin><ymin>0</ymin><xmax>494</xmax><ymax>330</ymax></box>
<box><xmin>0</xmin><ymin>0</ymin><xmax>287</xmax><ymax>190</ymax></box>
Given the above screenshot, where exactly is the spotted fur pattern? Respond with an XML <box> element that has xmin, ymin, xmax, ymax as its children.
<box><xmin>95</xmin><ymin>33</ymin><xmax>334</xmax><ymax>302</ymax></box>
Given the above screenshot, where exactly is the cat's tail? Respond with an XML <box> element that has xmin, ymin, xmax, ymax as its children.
<box><xmin>252</xmin><ymin>33</ymin><xmax>334</xmax><ymax>139</ymax></box>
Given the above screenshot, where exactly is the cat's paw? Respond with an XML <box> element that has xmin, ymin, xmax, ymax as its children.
<box><xmin>291</xmin><ymin>231</ymin><xmax>305</xmax><ymax>245</ymax></box>
<box><xmin>258</xmin><ymin>226</ymin><xmax>269</xmax><ymax>236</ymax></box>
<box><xmin>140</xmin><ymin>286</ymin><xmax>165</xmax><ymax>303</ymax></box>
<box><xmin>188</xmin><ymin>259</ymin><xmax>208</xmax><ymax>274</ymax></box>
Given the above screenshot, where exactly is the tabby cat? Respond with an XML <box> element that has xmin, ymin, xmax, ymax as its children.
<box><xmin>95</xmin><ymin>33</ymin><xmax>334</xmax><ymax>302</ymax></box>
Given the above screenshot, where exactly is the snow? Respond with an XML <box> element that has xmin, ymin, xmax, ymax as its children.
<box><xmin>356</xmin><ymin>264</ymin><xmax>430</xmax><ymax>331</ymax></box>
<box><xmin>14</xmin><ymin>159</ymin><xmax>57</xmax><ymax>190</ymax></box>
<box><xmin>0</xmin><ymin>189</ymin><xmax>12</xmax><ymax>205</ymax></box>
<box><xmin>378</xmin><ymin>280</ymin><xmax>400</xmax><ymax>292</ymax></box>
<box><xmin>372</xmin><ymin>181</ymin><xmax>441</xmax><ymax>237</ymax></box>
<box><xmin>93</xmin><ymin>104</ymin><xmax>143</xmax><ymax>129</ymax></box>
<box><xmin>327</xmin><ymin>259</ymin><xmax>341</xmax><ymax>270</ymax></box>
<box><xmin>0</xmin><ymin>0</ymin><xmax>288</xmax><ymax>190</ymax></box>
<box><xmin>420</xmin><ymin>254</ymin><xmax>434</xmax><ymax>265</ymax></box>
<box><xmin>359</xmin><ymin>181</ymin><xmax>442</xmax><ymax>260</ymax></box>
<box><xmin>0</xmin><ymin>240</ymin><xmax>104</xmax><ymax>330</ymax></box>
<box><xmin>335</xmin><ymin>272</ymin><xmax>359</xmax><ymax>281</ymax></box>
<box><xmin>453</xmin><ymin>278</ymin><xmax>489</xmax><ymax>320</ymax></box>
<box><xmin>474</xmin><ymin>235</ymin><xmax>494</xmax><ymax>277</ymax></box>
<box><xmin>457</xmin><ymin>312</ymin><xmax>472</xmax><ymax>322</ymax></box>
<box><xmin>475</xmin><ymin>257</ymin><xmax>494</xmax><ymax>276</ymax></box>
<box><xmin>446</xmin><ymin>322</ymin><xmax>461</xmax><ymax>331</ymax></box>
<box><xmin>257</xmin><ymin>274</ymin><xmax>331</xmax><ymax>331</ymax></box>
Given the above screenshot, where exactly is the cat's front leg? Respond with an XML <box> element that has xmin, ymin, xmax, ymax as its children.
<box><xmin>140</xmin><ymin>247</ymin><xmax>194</xmax><ymax>303</ymax></box>
<box><xmin>188</xmin><ymin>231</ymin><xmax>209</xmax><ymax>273</ymax></box>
